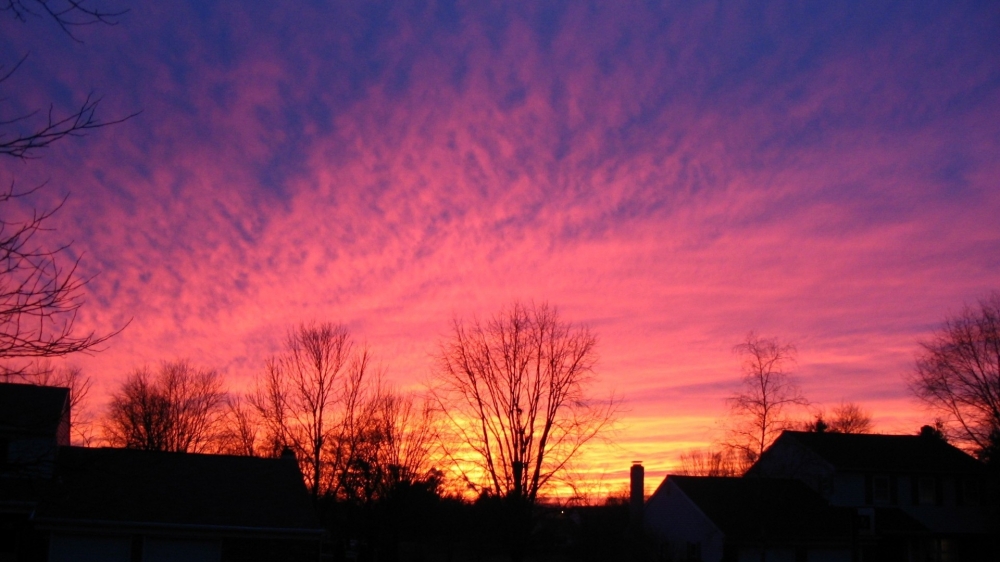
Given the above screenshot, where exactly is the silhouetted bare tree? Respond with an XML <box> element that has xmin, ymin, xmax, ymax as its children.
<box><xmin>430</xmin><ymin>301</ymin><xmax>617</xmax><ymax>504</ymax></box>
<box><xmin>828</xmin><ymin>401</ymin><xmax>873</xmax><ymax>433</ymax></box>
<box><xmin>725</xmin><ymin>332</ymin><xmax>806</xmax><ymax>466</ymax></box>
<box><xmin>430</xmin><ymin>302</ymin><xmax>618</xmax><ymax>562</ymax></box>
<box><xmin>103</xmin><ymin>361</ymin><xmax>225</xmax><ymax>452</ymax></box>
<box><xmin>341</xmin><ymin>389</ymin><xmax>438</xmax><ymax>504</ymax></box>
<box><xmin>0</xmin><ymin>187</ymin><xmax>124</xmax><ymax>370</ymax></box>
<box><xmin>372</xmin><ymin>390</ymin><xmax>437</xmax><ymax>490</ymax></box>
<box><xmin>1</xmin><ymin>0</ymin><xmax>130</xmax><ymax>158</ymax></box>
<box><xmin>802</xmin><ymin>402</ymin><xmax>874</xmax><ymax>434</ymax></box>
<box><xmin>248</xmin><ymin>323</ymin><xmax>377</xmax><ymax>500</ymax></box>
<box><xmin>677</xmin><ymin>447</ymin><xmax>741</xmax><ymax>477</ymax></box>
<box><xmin>1</xmin><ymin>2</ymin><xmax>132</xmax><ymax>373</ymax></box>
<box><xmin>910</xmin><ymin>292</ymin><xmax>1000</xmax><ymax>453</ymax></box>
<box><xmin>216</xmin><ymin>394</ymin><xmax>260</xmax><ymax>457</ymax></box>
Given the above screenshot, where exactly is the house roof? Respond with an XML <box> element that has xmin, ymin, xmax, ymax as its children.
<box><xmin>668</xmin><ymin>476</ymin><xmax>852</xmax><ymax>543</ymax></box>
<box><xmin>34</xmin><ymin>446</ymin><xmax>321</xmax><ymax>532</ymax></box>
<box><xmin>776</xmin><ymin>431</ymin><xmax>984</xmax><ymax>475</ymax></box>
<box><xmin>0</xmin><ymin>382</ymin><xmax>68</xmax><ymax>438</ymax></box>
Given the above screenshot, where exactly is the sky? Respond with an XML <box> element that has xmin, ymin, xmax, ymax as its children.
<box><xmin>2</xmin><ymin>0</ymin><xmax>999</xmax><ymax>497</ymax></box>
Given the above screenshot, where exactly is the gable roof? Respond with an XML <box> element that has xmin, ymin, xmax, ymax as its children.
<box><xmin>668</xmin><ymin>476</ymin><xmax>851</xmax><ymax>543</ymax></box>
<box><xmin>0</xmin><ymin>382</ymin><xmax>69</xmax><ymax>438</ymax></box>
<box><xmin>34</xmin><ymin>447</ymin><xmax>321</xmax><ymax>532</ymax></box>
<box><xmin>775</xmin><ymin>431</ymin><xmax>984</xmax><ymax>475</ymax></box>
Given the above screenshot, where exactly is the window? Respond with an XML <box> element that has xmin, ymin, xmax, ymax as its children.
<box><xmin>818</xmin><ymin>476</ymin><xmax>833</xmax><ymax>496</ymax></box>
<box><xmin>961</xmin><ymin>479</ymin><xmax>980</xmax><ymax>506</ymax></box>
<box><xmin>918</xmin><ymin>477</ymin><xmax>937</xmax><ymax>505</ymax></box>
<box><xmin>144</xmin><ymin>538</ymin><xmax>220</xmax><ymax>562</ymax></box>
<box><xmin>873</xmin><ymin>476</ymin><xmax>890</xmax><ymax>503</ymax></box>
<box><xmin>685</xmin><ymin>541</ymin><xmax>701</xmax><ymax>562</ymax></box>
<box><xmin>50</xmin><ymin>535</ymin><xmax>131</xmax><ymax>562</ymax></box>
<box><xmin>856</xmin><ymin>507</ymin><xmax>875</xmax><ymax>534</ymax></box>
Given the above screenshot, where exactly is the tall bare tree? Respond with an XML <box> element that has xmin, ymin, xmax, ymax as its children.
<box><xmin>103</xmin><ymin>361</ymin><xmax>225</xmax><ymax>453</ymax></box>
<box><xmin>726</xmin><ymin>332</ymin><xmax>806</xmax><ymax>466</ymax></box>
<box><xmin>430</xmin><ymin>301</ymin><xmax>617</xmax><ymax>504</ymax></box>
<box><xmin>248</xmin><ymin>322</ymin><xmax>377</xmax><ymax>500</ymax></box>
<box><xmin>910</xmin><ymin>292</ymin><xmax>1000</xmax><ymax>454</ymax></box>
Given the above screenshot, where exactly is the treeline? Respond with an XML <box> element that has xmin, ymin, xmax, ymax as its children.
<box><xmin>101</xmin><ymin>323</ymin><xmax>439</xmax><ymax>505</ymax></box>
<box><xmin>84</xmin><ymin>305</ymin><xmax>625</xmax><ymax>562</ymax></box>
<box><xmin>678</xmin><ymin>331</ymin><xmax>879</xmax><ymax>477</ymax></box>
<box><xmin>679</xmin><ymin>293</ymin><xmax>1000</xmax><ymax>478</ymax></box>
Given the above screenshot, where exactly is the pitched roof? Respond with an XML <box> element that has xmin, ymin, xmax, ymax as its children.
<box><xmin>35</xmin><ymin>447</ymin><xmax>321</xmax><ymax>532</ymax></box>
<box><xmin>669</xmin><ymin>476</ymin><xmax>851</xmax><ymax>542</ymax></box>
<box><xmin>777</xmin><ymin>431</ymin><xmax>984</xmax><ymax>474</ymax></box>
<box><xmin>0</xmin><ymin>382</ymin><xmax>68</xmax><ymax>437</ymax></box>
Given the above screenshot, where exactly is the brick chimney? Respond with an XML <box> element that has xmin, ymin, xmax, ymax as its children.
<box><xmin>630</xmin><ymin>461</ymin><xmax>644</xmax><ymax>528</ymax></box>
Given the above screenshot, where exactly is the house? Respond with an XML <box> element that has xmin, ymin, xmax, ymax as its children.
<box><xmin>0</xmin><ymin>382</ymin><xmax>324</xmax><ymax>562</ymax></box>
<box><xmin>0</xmin><ymin>382</ymin><xmax>70</xmax><ymax>478</ymax></box>
<box><xmin>642</xmin><ymin>430</ymin><xmax>995</xmax><ymax>562</ymax></box>
<box><xmin>747</xmin><ymin>430</ymin><xmax>993</xmax><ymax>560</ymax></box>
<box><xmin>644</xmin><ymin>475</ymin><xmax>853</xmax><ymax>562</ymax></box>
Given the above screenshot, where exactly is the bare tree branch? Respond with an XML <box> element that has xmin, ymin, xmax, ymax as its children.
<box><xmin>428</xmin><ymin>301</ymin><xmax>618</xmax><ymax>504</ymax></box>
<box><xmin>909</xmin><ymin>292</ymin><xmax>1000</xmax><ymax>454</ymax></box>
<box><xmin>724</xmin><ymin>332</ymin><xmax>807</xmax><ymax>467</ymax></box>
<box><xmin>3</xmin><ymin>359</ymin><xmax>93</xmax><ymax>443</ymax></box>
<box><xmin>1</xmin><ymin>1</ymin><xmax>137</xmax><ymax>159</ymax></box>
<box><xmin>0</xmin><ymin>2</ymin><xmax>134</xmax><ymax>367</ymax></box>
<box><xmin>2</xmin><ymin>0</ymin><xmax>127</xmax><ymax>41</ymax></box>
<box><xmin>0</xmin><ymin>90</ymin><xmax>138</xmax><ymax>160</ymax></box>
<box><xmin>102</xmin><ymin>361</ymin><xmax>226</xmax><ymax>453</ymax></box>
<box><xmin>0</xmin><ymin>186</ymin><xmax>126</xmax><ymax>365</ymax></box>
<box><xmin>248</xmin><ymin>322</ymin><xmax>379</xmax><ymax>501</ymax></box>
<box><xmin>216</xmin><ymin>394</ymin><xmax>261</xmax><ymax>457</ymax></box>
<box><xmin>676</xmin><ymin>446</ymin><xmax>742</xmax><ymax>477</ymax></box>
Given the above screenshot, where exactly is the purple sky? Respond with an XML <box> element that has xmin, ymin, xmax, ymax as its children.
<box><xmin>2</xmin><ymin>0</ymin><xmax>999</xmax><ymax>494</ymax></box>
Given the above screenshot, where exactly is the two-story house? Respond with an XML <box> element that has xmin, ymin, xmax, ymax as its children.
<box><xmin>747</xmin><ymin>431</ymin><xmax>992</xmax><ymax>560</ymax></box>
<box><xmin>642</xmin><ymin>430</ymin><xmax>994</xmax><ymax>562</ymax></box>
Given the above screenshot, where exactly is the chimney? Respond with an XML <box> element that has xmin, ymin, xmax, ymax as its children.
<box><xmin>280</xmin><ymin>446</ymin><xmax>296</xmax><ymax>462</ymax></box>
<box><xmin>630</xmin><ymin>461</ymin><xmax>644</xmax><ymax>528</ymax></box>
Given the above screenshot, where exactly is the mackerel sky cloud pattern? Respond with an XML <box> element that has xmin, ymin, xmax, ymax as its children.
<box><xmin>2</xmin><ymin>1</ymin><xmax>998</xmax><ymax>490</ymax></box>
